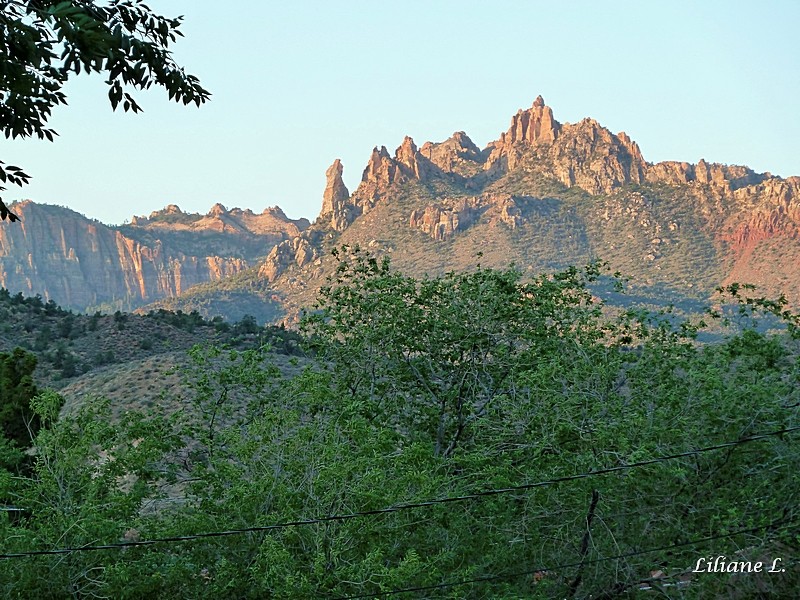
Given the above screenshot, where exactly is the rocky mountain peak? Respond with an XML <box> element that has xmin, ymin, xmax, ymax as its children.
<box><xmin>148</xmin><ymin>204</ymin><xmax>183</xmax><ymax>219</ymax></box>
<box><xmin>508</xmin><ymin>95</ymin><xmax>560</xmax><ymax>146</ymax></box>
<box><xmin>262</xmin><ymin>206</ymin><xmax>287</xmax><ymax>220</ymax></box>
<box><xmin>419</xmin><ymin>131</ymin><xmax>482</xmax><ymax>176</ymax></box>
<box><xmin>480</xmin><ymin>98</ymin><xmax>653</xmax><ymax>194</ymax></box>
<box><xmin>319</xmin><ymin>158</ymin><xmax>352</xmax><ymax>231</ymax></box>
<box><xmin>362</xmin><ymin>146</ymin><xmax>393</xmax><ymax>184</ymax></box>
<box><xmin>485</xmin><ymin>96</ymin><xmax>561</xmax><ymax>172</ymax></box>
<box><xmin>352</xmin><ymin>139</ymin><xmax>432</xmax><ymax>212</ymax></box>
<box><xmin>208</xmin><ymin>203</ymin><xmax>228</xmax><ymax>217</ymax></box>
<box><xmin>450</xmin><ymin>131</ymin><xmax>480</xmax><ymax>154</ymax></box>
<box><xmin>395</xmin><ymin>136</ymin><xmax>418</xmax><ymax>173</ymax></box>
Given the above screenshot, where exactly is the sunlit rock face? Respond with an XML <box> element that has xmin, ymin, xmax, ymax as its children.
<box><xmin>0</xmin><ymin>200</ymin><xmax>308</xmax><ymax>310</ymax></box>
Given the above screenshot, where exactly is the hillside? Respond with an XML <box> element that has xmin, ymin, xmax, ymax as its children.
<box><xmin>0</xmin><ymin>289</ymin><xmax>303</xmax><ymax>411</ymax></box>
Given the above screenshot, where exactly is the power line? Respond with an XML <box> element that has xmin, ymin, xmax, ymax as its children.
<box><xmin>1</xmin><ymin>425</ymin><xmax>797</xmax><ymax>560</ymax></box>
<box><xmin>330</xmin><ymin>515</ymin><xmax>799</xmax><ymax>599</ymax></box>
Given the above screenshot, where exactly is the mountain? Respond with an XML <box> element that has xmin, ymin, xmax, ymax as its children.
<box><xmin>2</xmin><ymin>97</ymin><xmax>798</xmax><ymax>322</ymax></box>
<box><xmin>0</xmin><ymin>201</ymin><xmax>308</xmax><ymax>312</ymax></box>
<box><xmin>151</xmin><ymin>96</ymin><xmax>798</xmax><ymax>323</ymax></box>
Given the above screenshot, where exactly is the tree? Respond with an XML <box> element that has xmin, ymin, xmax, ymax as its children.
<box><xmin>0</xmin><ymin>348</ymin><xmax>63</xmax><ymax>473</ymax></box>
<box><xmin>0</xmin><ymin>0</ymin><xmax>210</xmax><ymax>221</ymax></box>
<box><xmin>0</xmin><ymin>348</ymin><xmax>38</xmax><ymax>444</ymax></box>
<box><xmin>1</xmin><ymin>254</ymin><xmax>799</xmax><ymax>597</ymax></box>
<box><xmin>302</xmin><ymin>245</ymin><xmax>611</xmax><ymax>458</ymax></box>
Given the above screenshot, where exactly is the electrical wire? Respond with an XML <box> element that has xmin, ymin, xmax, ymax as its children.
<box><xmin>330</xmin><ymin>516</ymin><xmax>799</xmax><ymax>599</ymax></box>
<box><xmin>0</xmin><ymin>425</ymin><xmax>797</xmax><ymax>560</ymax></box>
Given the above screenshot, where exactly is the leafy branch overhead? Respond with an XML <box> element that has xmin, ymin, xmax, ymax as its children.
<box><xmin>0</xmin><ymin>0</ymin><xmax>211</xmax><ymax>221</ymax></box>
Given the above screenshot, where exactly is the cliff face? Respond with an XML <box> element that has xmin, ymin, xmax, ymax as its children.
<box><xmin>0</xmin><ymin>201</ymin><xmax>308</xmax><ymax>311</ymax></box>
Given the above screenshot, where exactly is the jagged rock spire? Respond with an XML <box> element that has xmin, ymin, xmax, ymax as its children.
<box><xmin>317</xmin><ymin>158</ymin><xmax>356</xmax><ymax>231</ymax></box>
<box><xmin>320</xmin><ymin>159</ymin><xmax>349</xmax><ymax>216</ymax></box>
<box><xmin>507</xmin><ymin>95</ymin><xmax>560</xmax><ymax>146</ymax></box>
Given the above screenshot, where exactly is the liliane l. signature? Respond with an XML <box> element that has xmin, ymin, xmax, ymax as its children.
<box><xmin>692</xmin><ymin>556</ymin><xmax>785</xmax><ymax>574</ymax></box>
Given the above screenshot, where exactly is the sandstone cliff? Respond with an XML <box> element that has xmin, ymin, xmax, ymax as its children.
<box><xmin>0</xmin><ymin>200</ymin><xmax>307</xmax><ymax>311</ymax></box>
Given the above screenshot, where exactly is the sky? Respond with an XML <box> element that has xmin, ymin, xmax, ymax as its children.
<box><xmin>1</xmin><ymin>1</ymin><xmax>799</xmax><ymax>225</ymax></box>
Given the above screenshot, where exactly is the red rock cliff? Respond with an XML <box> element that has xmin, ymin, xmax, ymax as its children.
<box><xmin>0</xmin><ymin>201</ymin><xmax>306</xmax><ymax>310</ymax></box>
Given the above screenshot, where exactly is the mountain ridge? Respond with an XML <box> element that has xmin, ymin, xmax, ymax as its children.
<box><xmin>236</xmin><ymin>96</ymin><xmax>798</xmax><ymax>322</ymax></box>
<box><xmin>0</xmin><ymin>200</ymin><xmax>307</xmax><ymax>312</ymax></box>
<box><xmin>2</xmin><ymin>96</ymin><xmax>798</xmax><ymax>321</ymax></box>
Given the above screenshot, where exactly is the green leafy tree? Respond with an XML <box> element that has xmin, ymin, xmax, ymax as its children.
<box><xmin>1</xmin><ymin>392</ymin><xmax>183</xmax><ymax>596</ymax></box>
<box><xmin>302</xmin><ymin>245</ymin><xmax>611</xmax><ymax>458</ymax></box>
<box><xmin>0</xmin><ymin>0</ymin><xmax>210</xmax><ymax>220</ymax></box>
<box><xmin>1</xmin><ymin>254</ymin><xmax>799</xmax><ymax>597</ymax></box>
<box><xmin>0</xmin><ymin>347</ymin><xmax>39</xmax><ymax>450</ymax></box>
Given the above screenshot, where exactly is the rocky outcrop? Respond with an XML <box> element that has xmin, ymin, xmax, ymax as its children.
<box><xmin>351</xmin><ymin>137</ymin><xmax>437</xmax><ymax>211</ymax></box>
<box><xmin>646</xmin><ymin>159</ymin><xmax>767</xmax><ymax>191</ymax></box>
<box><xmin>0</xmin><ymin>200</ymin><xmax>304</xmax><ymax>311</ymax></box>
<box><xmin>548</xmin><ymin>119</ymin><xmax>647</xmax><ymax>194</ymax></box>
<box><xmin>483</xmin><ymin>96</ymin><xmax>646</xmax><ymax>194</ymax></box>
<box><xmin>511</xmin><ymin>94</ymin><xmax>560</xmax><ymax>145</ymax></box>
<box><xmin>318</xmin><ymin>159</ymin><xmax>352</xmax><ymax>231</ymax></box>
<box><xmin>487</xmin><ymin>194</ymin><xmax>523</xmax><ymax>229</ymax></box>
<box><xmin>409</xmin><ymin>198</ymin><xmax>481</xmax><ymax>241</ymax></box>
<box><xmin>485</xmin><ymin>95</ymin><xmax>560</xmax><ymax>172</ymax></box>
<box><xmin>259</xmin><ymin>236</ymin><xmax>318</xmax><ymax>282</ymax></box>
<box><xmin>363</xmin><ymin>146</ymin><xmax>401</xmax><ymax>186</ymax></box>
<box><xmin>419</xmin><ymin>132</ymin><xmax>482</xmax><ymax>178</ymax></box>
<box><xmin>409</xmin><ymin>193</ymin><xmax>524</xmax><ymax>240</ymax></box>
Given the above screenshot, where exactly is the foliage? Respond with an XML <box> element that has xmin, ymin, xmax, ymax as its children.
<box><xmin>0</xmin><ymin>252</ymin><xmax>799</xmax><ymax>597</ymax></box>
<box><xmin>302</xmin><ymin>245</ymin><xmax>611</xmax><ymax>458</ymax></box>
<box><xmin>0</xmin><ymin>347</ymin><xmax>39</xmax><ymax>451</ymax></box>
<box><xmin>0</xmin><ymin>0</ymin><xmax>209</xmax><ymax>219</ymax></box>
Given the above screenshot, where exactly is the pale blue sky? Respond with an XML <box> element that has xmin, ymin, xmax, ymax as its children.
<box><xmin>1</xmin><ymin>1</ymin><xmax>798</xmax><ymax>224</ymax></box>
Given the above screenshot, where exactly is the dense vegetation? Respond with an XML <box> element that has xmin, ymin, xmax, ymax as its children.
<box><xmin>0</xmin><ymin>248</ymin><xmax>798</xmax><ymax>598</ymax></box>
